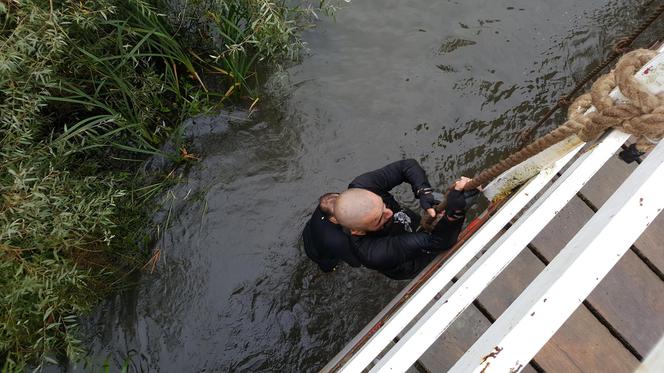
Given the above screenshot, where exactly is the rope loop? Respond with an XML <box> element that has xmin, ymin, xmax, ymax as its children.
<box><xmin>575</xmin><ymin>49</ymin><xmax>663</xmax><ymax>151</ymax></box>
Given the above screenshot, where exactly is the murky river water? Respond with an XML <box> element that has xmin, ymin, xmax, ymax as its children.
<box><xmin>74</xmin><ymin>0</ymin><xmax>662</xmax><ymax>371</ymax></box>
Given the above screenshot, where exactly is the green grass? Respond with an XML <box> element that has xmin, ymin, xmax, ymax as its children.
<box><xmin>0</xmin><ymin>0</ymin><xmax>343</xmax><ymax>370</ymax></box>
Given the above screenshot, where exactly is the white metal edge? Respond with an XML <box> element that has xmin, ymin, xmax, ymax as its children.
<box><xmin>451</xmin><ymin>139</ymin><xmax>664</xmax><ymax>373</ymax></box>
<box><xmin>371</xmin><ymin>131</ymin><xmax>624</xmax><ymax>373</ymax></box>
<box><xmin>328</xmin><ymin>143</ymin><xmax>580</xmax><ymax>373</ymax></box>
<box><xmin>483</xmin><ymin>136</ymin><xmax>582</xmax><ymax>200</ymax></box>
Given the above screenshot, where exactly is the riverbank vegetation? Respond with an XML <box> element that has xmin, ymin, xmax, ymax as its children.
<box><xmin>0</xmin><ymin>0</ymin><xmax>340</xmax><ymax>369</ymax></box>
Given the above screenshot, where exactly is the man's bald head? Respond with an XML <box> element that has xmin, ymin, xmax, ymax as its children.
<box><xmin>335</xmin><ymin>188</ymin><xmax>391</xmax><ymax>233</ymax></box>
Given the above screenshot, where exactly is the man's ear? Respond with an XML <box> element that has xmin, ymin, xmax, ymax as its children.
<box><xmin>350</xmin><ymin>229</ymin><xmax>366</xmax><ymax>236</ymax></box>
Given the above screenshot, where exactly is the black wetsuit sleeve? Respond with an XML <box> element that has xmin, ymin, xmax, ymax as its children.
<box><xmin>356</xmin><ymin>233</ymin><xmax>445</xmax><ymax>271</ymax></box>
<box><xmin>349</xmin><ymin>159</ymin><xmax>431</xmax><ymax>197</ymax></box>
<box><xmin>303</xmin><ymin>207</ymin><xmax>361</xmax><ymax>271</ymax></box>
<box><xmin>326</xmin><ymin>229</ymin><xmax>361</xmax><ymax>267</ymax></box>
<box><xmin>431</xmin><ymin>217</ymin><xmax>464</xmax><ymax>251</ymax></box>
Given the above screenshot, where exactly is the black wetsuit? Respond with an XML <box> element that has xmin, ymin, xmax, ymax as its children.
<box><xmin>347</xmin><ymin>159</ymin><xmax>463</xmax><ymax>279</ymax></box>
<box><xmin>302</xmin><ymin>206</ymin><xmax>360</xmax><ymax>272</ymax></box>
<box><xmin>302</xmin><ymin>159</ymin><xmax>464</xmax><ymax>279</ymax></box>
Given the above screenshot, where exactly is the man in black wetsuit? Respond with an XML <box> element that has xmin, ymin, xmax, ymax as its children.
<box><xmin>303</xmin><ymin>159</ymin><xmax>475</xmax><ymax>279</ymax></box>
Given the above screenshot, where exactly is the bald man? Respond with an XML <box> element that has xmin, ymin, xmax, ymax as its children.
<box><xmin>303</xmin><ymin>159</ymin><xmax>473</xmax><ymax>279</ymax></box>
<box><xmin>334</xmin><ymin>160</ymin><xmax>472</xmax><ymax>279</ymax></box>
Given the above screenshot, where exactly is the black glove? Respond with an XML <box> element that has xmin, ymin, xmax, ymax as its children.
<box><xmin>431</xmin><ymin>215</ymin><xmax>453</xmax><ymax>238</ymax></box>
<box><xmin>462</xmin><ymin>188</ymin><xmax>481</xmax><ymax>208</ymax></box>
<box><xmin>444</xmin><ymin>190</ymin><xmax>466</xmax><ymax>221</ymax></box>
<box><xmin>618</xmin><ymin>143</ymin><xmax>644</xmax><ymax>164</ymax></box>
<box><xmin>431</xmin><ymin>203</ymin><xmax>464</xmax><ymax>249</ymax></box>
<box><xmin>417</xmin><ymin>187</ymin><xmax>437</xmax><ymax>211</ymax></box>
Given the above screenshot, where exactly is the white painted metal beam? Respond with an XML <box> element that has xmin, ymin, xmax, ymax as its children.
<box><xmin>483</xmin><ymin>135</ymin><xmax>583</xmax><ymax>201</ymax></box>
<box><xmin>450</xmin><ymin>138</ymin><xmax>664</xmax><ymax>373</ymax></box>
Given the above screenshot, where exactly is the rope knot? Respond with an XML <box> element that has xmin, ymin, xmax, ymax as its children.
<box><xmin>568</xmin><ymin>49</ymin><xmax>663</xmax><ymax>152</ymax></box>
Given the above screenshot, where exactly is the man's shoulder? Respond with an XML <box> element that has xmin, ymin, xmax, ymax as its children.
<box><xmin>306</xmin><ymin>208</ymin><xmax>347</xmax><ymax>242</ymax></box>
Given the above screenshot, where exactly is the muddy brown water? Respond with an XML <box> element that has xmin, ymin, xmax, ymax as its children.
<box><xmin>72</xmin><ymin>0</ymin><xmax>662</xmax><ymax>371</ymax></box>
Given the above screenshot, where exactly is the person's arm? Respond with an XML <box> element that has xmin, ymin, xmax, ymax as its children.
<box><xmin>431</xmin><ymin>216</ymin><xmax>464</xmax><ymax>250</ymax></box>
<box><xmin>349</xmin><ymin>159</ymin><xmax>431</xmax><ymax>197</ymax></box>
<box><xmin>325</xmin><ymin>228</ymin><xmax>362</xmax><ymax>267</ymax></box>
<box><xmin>356</xmin><ymin>232</ymin><xmax>445</xmax><ymax>271</ymax></box>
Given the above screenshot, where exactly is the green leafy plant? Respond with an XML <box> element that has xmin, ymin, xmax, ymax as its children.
<box><xmin>1</xmin><ymin>0</ymin><xmax>345</xmax><ymax>369</ymax></box>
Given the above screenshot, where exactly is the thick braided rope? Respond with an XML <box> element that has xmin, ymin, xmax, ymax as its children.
<box><xmin>517</xmin><ymin>4</ymin><xmax>664</xmax><ymax>148</ymax></box>
<box><xmin>423</xmin><ymin>49</ymin><xmax>663</xmax><ymax>230</ymax></box>
<box><xmin>465</xmin><ymin>49</ymin><xmax>663</xmax><ymax>191</ymax></box>
<box><xmin>577</xmin><ymin>49</ymin><xmax>663</xmax><ymax>150</ymax></box>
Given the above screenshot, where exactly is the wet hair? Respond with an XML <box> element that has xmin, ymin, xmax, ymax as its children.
<box><xmin>318</xmin><ymin>192</ymin><xmax>339</xmax><ymax>218</ymax></box>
